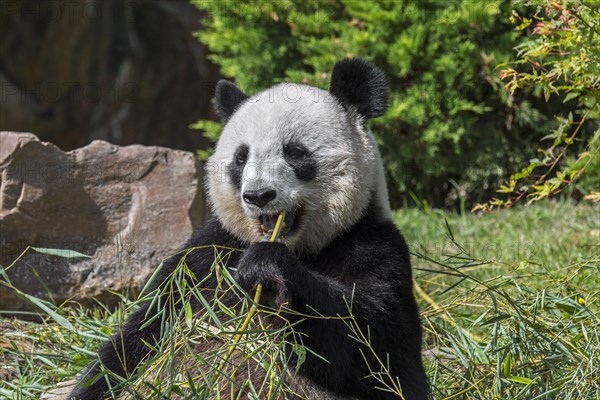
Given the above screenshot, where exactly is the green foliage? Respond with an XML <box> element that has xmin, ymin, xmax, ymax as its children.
<box><xmin>475</xmin><ymin>0</ymin><xmax>600</xmax><ymax>211</ymax></box>
<box><xmin>192</xmin><ymin>0</ymin><xmax>567</xmax><ymax>207</ymax></box>
<box><xmin>190</xmin><ymin>120</ymin><xmax>220</xmax><ymax>160</ymax></box>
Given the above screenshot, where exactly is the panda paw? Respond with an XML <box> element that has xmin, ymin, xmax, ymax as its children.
<box><xmin>235</xmin><ymin>242</ymin><xmax>299</xmax><ymax>307</ymax></box>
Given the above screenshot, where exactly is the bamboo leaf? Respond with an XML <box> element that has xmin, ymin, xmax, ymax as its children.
<box><xmin>31</xmin><ymin>247</ymin><xmax>92</xmax><ymax>259</ymax></box>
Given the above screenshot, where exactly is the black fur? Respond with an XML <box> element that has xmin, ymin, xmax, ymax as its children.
<box><xmin>68</xmin><ymin>200</ymin><xmax>429</xmax><ymax>400</ymax></box>
<box><xmin>283</xmin><ymin>142</ymin><xmax>317</xmax><ymax>182</ymax></box>
<box><xmin>228</xmin><ymin>144</ymin><xmax>249</xmax><ymax>189</ymax></box>
<box><xmin>215</xmin><ymin>80</ymin><xmax>249</xmax><ymax>122</ymax></box>
<box><xmin>329</xmin><ymin>58</ymin><xmax>389</xmax><ymax>119</ymax></box>
<box><xmin>235</xmin><ymin>242</ymin><xmax>294</xmax><ymax>308</ymax></box>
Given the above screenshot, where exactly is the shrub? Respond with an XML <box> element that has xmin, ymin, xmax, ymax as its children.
<box><xmin>475</xmin><ymin>0</ymin><xmax>600</xmax><ymax>210</ymax></box>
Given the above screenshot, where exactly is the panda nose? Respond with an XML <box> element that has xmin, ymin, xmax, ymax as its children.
<box><xmin>243</xmin><ymin>189</ymin><xmax>277</xmax><ymax>208</ymax></box>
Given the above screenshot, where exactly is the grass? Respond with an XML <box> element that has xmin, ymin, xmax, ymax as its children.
<box><xmin>396</xmin><ymin>200</ymin><xmax>599</xmax><ymax>399</ymax></box>
<box><xmin>1</xmin><ymin>200</ymin><xmax>598</xmax><ymax>399</ymax></box>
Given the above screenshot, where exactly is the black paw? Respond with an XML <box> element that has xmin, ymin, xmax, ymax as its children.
<box><xmin>235</xmin><ymin>242</ymin><xmax>299</xmax><ymax>307</ymax></box>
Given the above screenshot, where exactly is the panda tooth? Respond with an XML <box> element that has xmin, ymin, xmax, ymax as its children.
<box><xmin>260</xmin><ymin>224</ymin><xmax>269</xmax><ymax>232</ymax></box>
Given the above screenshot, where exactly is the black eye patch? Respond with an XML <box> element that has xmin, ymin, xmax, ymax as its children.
<box><xmin>283</xmin><ymin>143</ymin><xmax>309</xmax><ymax>160</ymax></box>
<box><xmin>283</xmin><ymin>142</ymin><xmax>317</xmax><ymax>182</ymax></box>
<box><xmin>229</xmin><ymin>144</ymin><xmax>248</xmax><ymax>189</ymax></box>
<box><xmin>234</xmin><ymin>145</ymin><xmax>249</xmax><ymax>165</ymax></box>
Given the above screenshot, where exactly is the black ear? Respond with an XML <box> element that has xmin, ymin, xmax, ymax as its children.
<box><xmin>215</xmin><ymin>80</ymin><xmax>249</xmax><ymax>122</ymax></box>
<box><xmin>329</xmin><ymin>58</ymin><xmax>388</xmax><ymax>119</ymax></box>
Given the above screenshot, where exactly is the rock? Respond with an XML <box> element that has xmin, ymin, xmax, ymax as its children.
<box><xmin>0</xmin><ymin>0</ymin><xmax>219</xmax><ymax>152</ymax></box>
<box><xmin>0</xmin><ymin>132</ymin><xmax>205</xmax><ymax>312</ymax></box>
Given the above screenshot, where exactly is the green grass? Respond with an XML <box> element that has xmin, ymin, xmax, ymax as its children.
<box><xmin>1</xmin><ymin>200</ymin><xmax>598</xmax><ymax>399</ymax></box>
<box><xmin>396</xmin><ymin>200</ymin><xmax>599</xmax><ymax>399</ymax></box>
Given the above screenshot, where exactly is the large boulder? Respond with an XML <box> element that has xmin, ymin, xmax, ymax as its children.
<box><xmin>0</xmin><ymin>132</ymin><xmax>206</xmax><ymax>312</ymax></box>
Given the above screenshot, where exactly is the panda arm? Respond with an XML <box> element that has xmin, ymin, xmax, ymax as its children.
<box><xmin>293</xmin><ymin>267</ymin><xmax>423</xmax><ymax>397</ymax></box>
<box><xmin>292</xmin><ymin>260</ymin><xmax>416</xmax><ymax>395</ymax></box>
<box><xmin>68</xmin><ymin>217</ymin><xmax>242</xmax><ymax>400</ymax></box>
<box><xmin>236</xmin><ymin>239</ymin><xmax>421</xmax><ymax>397</ymax></box>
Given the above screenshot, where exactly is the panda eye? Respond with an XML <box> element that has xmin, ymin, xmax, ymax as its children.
<box><xmin>234</xmin><ymin>145</ymin><xmax>249</xmax><ymax>165</ymax></box>
<box><xmin>284</xmin><ymin>144</ymin><xmax>309</xmax><ymax>160</ymax></box>
<box><xmin>236</xmin><ymin>154</ymin><xmax>247</xmax><ymax>164</ymax></box>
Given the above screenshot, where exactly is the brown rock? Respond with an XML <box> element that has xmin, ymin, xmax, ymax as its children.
<box><xmin>0</xmin><ymin>132</ymin><xmax>205</xmax><ymax>312</ymax></box>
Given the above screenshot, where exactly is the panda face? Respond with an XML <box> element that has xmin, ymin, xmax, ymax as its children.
<box><xmin>207</xmin><ymin>60</ymin><xmax>391</xmax><ymax>254</ymax></box>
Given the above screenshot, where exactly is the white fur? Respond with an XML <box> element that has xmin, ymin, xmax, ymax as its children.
<box><xmin>207</xmin><ymin>83</ymin><xmax>391</xmax><ymax>255</ymax></box>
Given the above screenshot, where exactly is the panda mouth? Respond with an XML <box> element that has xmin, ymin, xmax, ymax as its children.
<box><xmin>259</xmin><ymin>208</ymin><xmax>300</xmax><ymax>240</ymax></box>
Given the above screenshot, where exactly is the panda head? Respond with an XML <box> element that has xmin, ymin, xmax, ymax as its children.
<box><xmin>207</xmin><ymin>59</ymin><xmax>391</xmax><ymax>255</ymax></box>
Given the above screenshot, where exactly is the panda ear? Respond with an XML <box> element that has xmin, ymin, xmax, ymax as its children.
<box><xmin>215</xmin><ymin>80</ymin><xmax>249</xmax><ymax>122</ymax></box>
<box><xmin>329</xmin><ymin>58</ymin><xmax>389</xmax><ymax>119</ymax></box>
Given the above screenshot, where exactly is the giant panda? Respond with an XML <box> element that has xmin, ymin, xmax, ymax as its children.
<box><xmin>68</xmin><ymin>59</ymin><xmax>429</xmax><ymax>400</ymax></box>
